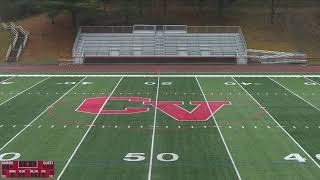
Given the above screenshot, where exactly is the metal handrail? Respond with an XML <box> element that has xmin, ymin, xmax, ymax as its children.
<box><xmin>16</xmin><ymin>26</ymin><xmax>29</xmax><ymax>48</ymax></box>
<box><xmin>11</xmin><ymin>27</ymin><xmax>18</xmax><ymax>48</ymax></box>
<box><xmin>238</xmin><ymin>27</ymin><xmax>247</xmax><ymax>54</ymax></box>
<box><xmin>72</xmin><ymin>28</ymin><xmax>82</xmax><ymax>56</ymax></box>
<box><xmin>3</xmin><ymin>23</ymin><xmax>18</xmax><ymax>62</ymax></box>
<box><xmin>23</xmin><ymin>33</ymin><xmax>29</xmax><ymax>48</ymax></box>
<box><xmin>81</xmin><ymin>26</ymin><xmax>133</xmax><ymax>33</ymax></box>
<box><xmin>5</xmin><ymin>44</ymin><xmax>12</xmax><ymax>61</ymax></box>
<box><xmin>16</xmin><ymin>45</ymin><xmax>22</xmax><ymax>61</ymax></box>
<box><xmin>80</xmin><ymin>25</ymin><xmax>244</xmax><ymax>33</ymax></box>
<box><xmin>3</xmin><ymin>22</ymin><xmax>29</xmax><ymax>62</ymax></box>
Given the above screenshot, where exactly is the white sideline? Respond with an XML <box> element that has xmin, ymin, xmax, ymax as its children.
<box><xmin>232</xmin><ymin>77</ymin><xmax>320</xmax><ymax>168</ymax></box>
<box><xmin>56</xmin><ymin>77</ymin><xmax>123</xmax><ymax>180</ymax></box>
<box><xmin>0</xmin><ymin>77</ymin><xmax>50</xmax><ymax>106</ymax></box>
<box><xmin>0</xmin><ymin>77</ymin><xmax>87</xmax><ymax>152</ymax></box>
<box><xmin>195</xmin><ymin>77</ymin><xmax>242</xmax><ymax>180</ymax></box>
<box><xmin>147</xmin><ymin>76</ymin><xmax>160</xmax><ymax>180</ymax></box>
<box><xmin>0</xmin><ymin>76</ymin><xmax>15</xmax><ymax>83</ymax></box>
<box><xmin>0</xmin><ymin>74</ymin><xmax>320</xmax><ymax>78</ymax></box>
<box><xmin>269</xmin><ymin>77</ymin><xmax>320</xmax><ymax>112</ymax></box>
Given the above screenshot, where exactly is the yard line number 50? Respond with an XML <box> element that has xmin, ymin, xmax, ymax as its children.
<box><xmin>123</xmin><ymin>153</ymin><xmax>178</xmax><ymax>162</ymax></box>
<box><xmin>0</xmin><ymin>152</ymin><xmax>178</xmax><ymax>162</ymax></box>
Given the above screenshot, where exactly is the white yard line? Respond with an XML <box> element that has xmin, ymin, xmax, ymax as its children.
<box><xmin>0</xmin><ymin>74</ymin><xmax>320</xmax><ymax>78</ymax></box>
<box><xmin>195</xmin><ymin>77</ymin><xmax>242</xmax><ymax>180</ymax></box>
<box><xmin>147</xmin><ymin>76</ymin><xmax>160</xmax><ymax>180</ymax></box>
<box><xmin>269</xmin><ymin>77</ymin><xmax>320</xmax><ymax>112</ymax></box>
<box><xmin>56</xmin><ymin>77</ymin><xmax>123</xmax><ymax>180</ymax></box>
<box><xmin>232</xmin><ymin>77</ymin><xmax>320</xmax><ymax>168</ymax></box>
<box><xmin>0</xmin><ymin>77</ymin><xmax>50</xmax><ymax>106</ymax></box>
<box><xmin>0</xmin><ymin>77</ymin><xmax>87</xmax><ymax>152</ymax></box>
<box><xmin>0</xmin><ymin>76</ymin><xmax>15</xmax><ymax>83</ymax></box>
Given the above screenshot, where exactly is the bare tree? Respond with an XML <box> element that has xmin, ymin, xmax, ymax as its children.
<box><xmin>271</xmin><ymin>0</ymin><xmax>281</xmax><ymax>24</ymax></box>
<box><xmin>217</xmin><ymin>0</ymin><xmax>224</xmax><ymax>17</ymax></box>
<box><xmin>194</xmin><ymin>0</ymin><xmax>206</xmax><ymax>16</ymax></box>
<box><xmin>99</xmin><ymin>0</ymin><xmax>109</xmax><ymax>12</ymax></box>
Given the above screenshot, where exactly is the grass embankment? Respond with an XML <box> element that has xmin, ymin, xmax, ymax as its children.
<box><xmin>16</xmin><ymin>14</ymin><xmax>74</xmax><ymax>64</ymax></box>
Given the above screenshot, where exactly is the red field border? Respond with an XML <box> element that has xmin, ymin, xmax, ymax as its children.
<box><xmin>0</xmin><ymin>65</ymin><xmax>320</xmax><ymax>72</ymax></box>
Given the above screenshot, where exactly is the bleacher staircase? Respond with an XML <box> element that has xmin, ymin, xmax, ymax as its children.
<box><xmin>1</xmin><ymin>22</ymin><xmax>29</xmax><ymax>62</ymax></box>
<box><xmin>155</xmin><ymin>31</ymin><xmax>165</xmax><ymax>56</ymax></box>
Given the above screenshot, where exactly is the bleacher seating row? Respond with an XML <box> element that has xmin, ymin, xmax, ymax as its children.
<box><xmin>72</xmin><ymin>25</ymin><xmax>247</xmax><ymax>64</ymax></box>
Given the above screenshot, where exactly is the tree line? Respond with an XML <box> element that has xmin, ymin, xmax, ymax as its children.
<box><xmin>0</xmin><ymin>0</ymin><xmax>241</xmax><ymax>26</ymax></box>
<box><xmin>1</xmin><ymin>0</ymin><xmax>314</xmax><ymax>28</ymax></box>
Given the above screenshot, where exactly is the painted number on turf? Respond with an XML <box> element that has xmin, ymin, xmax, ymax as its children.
<box><xmin>57</xmin><ymin>82</ymin><xmax>77</xmax><ymax>85</ymax></box>
<box><xmin>224</xmin><ymin>82</ymin><xmax>262</xmax><ymax>86</ymax></box>
<box><xmin>0</xmin><ymin>82</ymin><xmax>13</xmax><ymax>85</ymax></box>
<box><xmin>0</xmin><ymin>153</ymin><xmax>21</xmax><ymax>161</ymax></box>
<box><xmin>123</xmin><ymin>153</ymin><xmax>178</xmax><ymax>162</ymax></box>
<box><xmin>284</xmin><ymin>153</ymin><xmax>320</xmax><ymax>163</ymax></box>
<box><xmin>284</xmin><ymin>153</ymin><xmax>306</xmax><ymax>163</ymax></box>
<box><xmin>304</xmin><ymin>82</ymin><xmax>317</xmax><ymax>86</ymax></box>
<box><xmin>123</xmin><ymin>153</ymin><xmax>146</xmax><ymax>161</ymax></box>
<box><xmin>157</xmin><ymin>153</ymin><xmax>179</xmax><ymax>162</ymax></box>
<box><xmin>225</xmin><ymin>82</ymin><xmax>252</xmax><ymax>85</ymax></box>
<box><xmin>144</xmin><ymin>82</ymin><xmax>172</xmax><ymax>86</ymax></box>
<box><xmin>57</xmin><ymin>82</ymin><xmax>93</xmax><ymax>85</ymax></box>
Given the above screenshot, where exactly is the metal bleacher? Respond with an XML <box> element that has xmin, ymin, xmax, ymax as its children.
<box><xmin>72</xmin><ymin>25</ymin><xmax>247</xmax><ymax>64</ymax></box>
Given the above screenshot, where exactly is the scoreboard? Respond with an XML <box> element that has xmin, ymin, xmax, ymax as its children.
<box><xmin>1</xmin><ymin>161</ymin><xmax>54</xmax><ymax>178</ymax></box>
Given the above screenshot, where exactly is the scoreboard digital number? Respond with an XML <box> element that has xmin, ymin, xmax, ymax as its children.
<box><xmin>1</xmin><ymin>161</ymin><xmax>54</xmax><ymax>178</ymax></box>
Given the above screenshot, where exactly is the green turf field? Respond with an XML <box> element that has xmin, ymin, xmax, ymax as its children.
<box><xmin>1</xmin><ymin>74</ymin><xmax>320</xmax><ymax>179</ymax></box>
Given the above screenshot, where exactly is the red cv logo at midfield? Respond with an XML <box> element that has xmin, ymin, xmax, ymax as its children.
<box><xmin>76</xmin><ymin>96</ymin><xmax>231</xmax><ymax>121</ymax></box>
